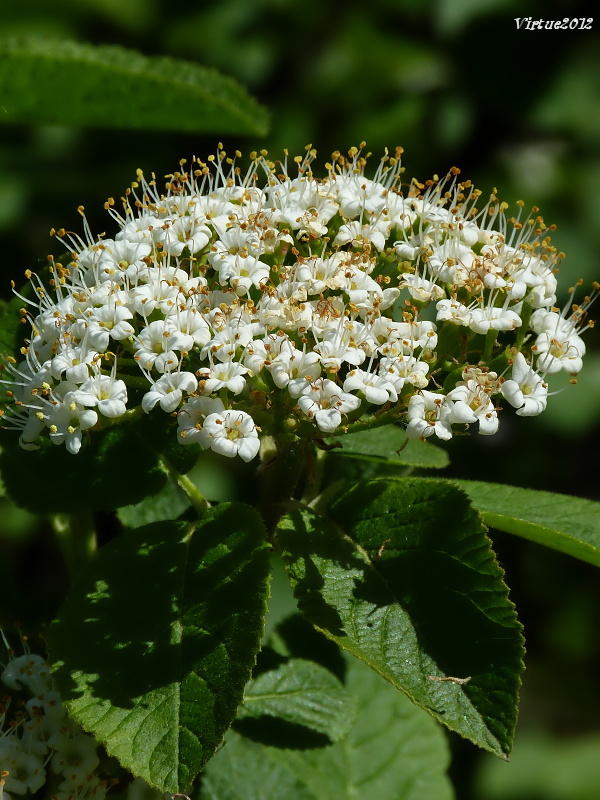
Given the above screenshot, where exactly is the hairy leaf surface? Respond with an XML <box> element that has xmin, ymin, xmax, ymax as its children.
<box><xmin>49</xmin><ymin>507</ymin><xmax>270</xmax><ymax>792</ymax></box>
<box><xmin>238</xmin><ymin>658</ymin><xmax>356</xmax><ymax>743</ymax></box>
<box><xmin>0</xmin><ymin>38</ymin><xmax>269</xmax><ymax>135</ymax></box>
<box><xmin>201</xmin><ymin>657</ymin><xmax>454</xmax><ymax>800</ymax></box>
<box><xmin>278</xmin><ymin>478</ymin><xmax>524</xmax><ymax>757</ymax></box>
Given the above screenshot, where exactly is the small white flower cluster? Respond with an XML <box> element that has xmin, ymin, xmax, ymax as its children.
<box><xmin>1</xmin><ymin>145</ymin><xmax>596</xmax><ymax>457</ymax></box>
<box><xmin>0</xmin><ymin>632</ymin><xmax>106</xmax><ymax>800</ymax></box>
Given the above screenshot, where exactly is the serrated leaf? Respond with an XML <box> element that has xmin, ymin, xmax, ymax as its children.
<box><xmin>0</xmin><ymin>38</ymin><xmax>269</xmax><ymax>135</ymax></box>
<box><xmin>48</xmin><ymin>506</ymin><xmax>270</xmax><ymax>792</ymax></box>
<box><xmin>456</xmin><ymin>480</ymin><xmax>600</xmax><ymax>568</ymax></box>
<box><xmin>200</xmin><ymin>657</ymin><xmax>454</xmax><ymax>800</ymax></box>
<box><xmin>326</xmin><ymin>424</ymin><xmax>449</xmax><ymax>469</ymax></box>
<box><xmin>238</xmin><ymin>658</ymin><xmax>356</xmax><ymax>743</ymax></box>
<box><xmin>277</xmin><ymin>478</ymin><xmax>524</xmax><ymax>758</ymax></box>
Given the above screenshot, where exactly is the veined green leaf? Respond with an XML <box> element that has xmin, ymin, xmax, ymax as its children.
<box><xmin>201</xmin><ymin>657</ymin><xmax>454</xmax><ymax>800</ymax></box>
<box><xmin>49</xmin><ymin>506</ymin><xmax>270</xmax><ymax>792</ymax></box>
<box><xmin>456</xmin><ymin>480</ymin><xmax>600</xmax><ymax>568</ymax></box>
<box><xmin>238</xmin><ymin>658</ymin><xmax>356</xmax><ymax>743</ymax></box>
<box><xmin>278</xmin><ymin>478</ymin><xmax>524</xmax><ymax>758</ymax></box>
<box><xmin>326</xmin><ymin>424</ymin><xmax>449</xmax><ymax>469</ymax></box>
<box><xmin>0</xmin><ymin>37</ymin><xmax>269</xmax><ymax>135</ymax></box>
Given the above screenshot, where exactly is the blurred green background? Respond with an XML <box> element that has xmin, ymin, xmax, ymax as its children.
<box><xmin>1</xmin><ymin>0</ymin><xmax>599</xmax><ymax>797</ymax></box>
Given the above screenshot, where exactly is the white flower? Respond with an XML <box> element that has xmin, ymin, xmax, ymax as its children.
<box><xmin>142</xmin><ymin>371</ymin><xmax>198</xmax><ymax>413</ymax></box>
<box><xmin>446</xmin><ymin>380</ymin><xmax>499</xmax><ymax>435</ymax></box>
<box><xmin>313</xmin><ymin>323</ymin><xmax>374</xmax><ymax>370</ymax></box>
<box><xmin>1</xmin><ymin>654</ymin><xmax>52</xmax><ymax>694</ymax></box>
<box><xmin>0</xmin><ymin>741</ymin><xmax>46</xmax><ymax>795</ymax></box>
<box><xmin>197</xmin><ymin>409</ymin><xmax>260</xmax><ymax>461</ymax></box>
<box><xmin>197</xmin><ymin>360</ymin><xmax>248</xmax><ymax>395</ymax></box>
<box><xmin>51</xmin><ymin>733</ymin><xmax>100</xmax><ymax>783</ymax></box>
<box><xmin>435</xmin><ymin>299</ymin><xmax>472</xmax><ymax>327</ymax></box>
<box><xmin>45</xmin><ymin>393</ymin><xmax>98</xmax><ymax>454</ymax></box>
<box><xmin>297</xmin><ymin>378</ymin><xmax>361</xmax><ymax>433</ymax></box>
<box><xmin>154</xmin><ymin>215</ymin><xmax>211</xmax><ymax>256</ymax></box>
<box><xmin>400</xmin><ymin>274</ymin><xmax>445</xmax><ymax>303</ymax></box>
<box><xmin>50</xmin><ymin>345</ymin><xmax>98</xmax><ymax>384</ymax></box>
<box><xmin>2</xmin><ymin>145</ymin><xmax>594</xmax><ymax>456</ymax></box>
<box><xmin>268</xmin><ymin>348</ymin><xmax>322</xmax><ymax>397</ymax></box>
<box><xmin>72</xmin><ymin>304</ymin><xmax>135</xmax><ymax>351</ymax></box>
<box><xmin>533</xmin><ymin>330</ymin><xmax>585</xmax><ymax>375</ymax></box>
<box><xmin>293</xmin><ymin>252</ymin><xmax>347</xmax><ymax>295</ymax></box>
<box><xmin>333</xmin><ymin>219</ymin><xmax>386</xmax><ymax>251</ymax></box>
<box><xmin>343</xmin><ymin>368</ymin><xmax>398</xmax><ymax>405</ymax></box>
<box><xmin>468</xmin><ymin>305</ymin><xmax>521</xmax><ymax>335</ymax></box>
<box><xmin>134</xmin><ymin>320</ymin><xmax>189</xmax><ymax>373</ymax></box>
<box><xmin>500</xmin><ymin>352</ymin><xmax>548</xmax><ymax>416</ymax></box>
<box><xmin>177</xmin><ymin>396</ymin><xmax>225</xmax><ymax>444</ymax></box>
<box><xmin>405</xmin><ymin>391</ymin><xmax>453</xmax><ymax>441</ymax></box>
<box><xmin>72</xmin><ymin>370</ymin><xmax>128</xmax><ymax>418</ymax></box>
<box><xmin>378</xmin><ymin>355</ymin><xmax>430</xmax><ymax>390</ymax></box>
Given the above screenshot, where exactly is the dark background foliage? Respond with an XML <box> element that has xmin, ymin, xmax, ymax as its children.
<box><xmin>1</xmin><ymin>0</ymin><xmax>599</xmax><ymax>796</ymax></box>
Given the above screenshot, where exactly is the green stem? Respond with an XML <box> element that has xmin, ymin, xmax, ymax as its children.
<box><xmin>482</xmin><ymin>329</ymin><xmax>498</xmax><ymax>363</ymax></box>
<box><xmin>515</xmin><ymin>302</ymin><xmax>533</xmax><ymax>350</ymax></box>
<box><xmin>159</xmin><ymin>454</ymin><xmax>210</xmax><ymax>517</ymax></box>
<box><xmin>330</xmin><ymin>408</ymin><xmax>400</xmax><ymax>436</ymax></box>
<box><xmin>258</xmin><ymin>435</ymin><xmax>306</xmax><ymax>536</ymax></box>
<box><xmin>51</xmin><ymin>511</ymin><xmax>97</xmax><ymax>581</ymax></box>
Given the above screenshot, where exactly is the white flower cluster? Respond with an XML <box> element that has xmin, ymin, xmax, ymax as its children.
<box><xmin>0</xmin><ymin>633</ymin><xmax>106</xmax><ymax>800</ymax></box>
<box><xmin>1</xmin><ymin>145</ymin><xmax>596</xmax><ymax>457</ymax></box>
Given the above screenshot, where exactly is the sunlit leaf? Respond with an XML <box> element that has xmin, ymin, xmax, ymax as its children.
<box><xmin>457</xmin><ymin>480</ymin><xmax>600</xmax><ymax>568</ymax></box>
<box><xmin>0</xmin><ymin>38</ymin><xmax>269</xmax><ymax>135</ymax></box>
<box><xmin>201</xmin><ymin>656</ymin><xmax>454</xmax><ymax>800</ymax></box>
<box><xmin>326</xmin><ymin>424</ymin><xmax>449</xmax><ymax>469</ymax></box>
<box><xmin>49</xmin><ymin>507</ymin><xmax>271</xmax><ymax>791</ymax></box>
<box><xmin>238</xmin><ymin>658</ymin><xmax>356</xmax><ymax>743</ymax></box>
<box><xmin>278</xmin><ymin>478</ymin><xmax>524</xmax><ymax>758</ymax></box>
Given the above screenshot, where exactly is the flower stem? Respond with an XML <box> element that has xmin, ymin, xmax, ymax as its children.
<box><xmin>332</xmin><ymin>407</ymin><xmax>400</xmax><ymax>436</ymax></box>
<box><xmin>159</xmin><ymin>454</ymin><xmax>210</xmax><ymax>517</ymax></box>
<box><xmin>482</xmin><ymin>329</ymin><xmax>498</xmax><ymax>363</ymax></box>
<box><xmin>515</xmin><ymin>302</ymin><xmax>533</xmax><ymax>350</ymax></box>
<box><xmin>258</xmin><ymin>435</ymin><xmax>305</xmax><ymax>535</ymax></box>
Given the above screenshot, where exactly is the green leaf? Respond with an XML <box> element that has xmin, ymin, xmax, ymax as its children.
<box><xmin>0</xmin><ymin>38</ymin><xmax>269</xmax><ymax>135</ymax></box>
<box><xmin>0</xmin><ymin>419</ymin><xmax>165</xmax><ymax>513</ymax></box>
<box><xmin>200</xmin><ymin>656</ymin><xmax>454</xmax><ymax>800</ymax></box>
<box><xmin>117</xmin><ymin>477</ymin><xmax>191</xmax><ymax>528</ymax></box>
<box><xmin>326</xmin><ymin>424</ymin><xmax>449</xmax><ymax>469</ymax></box>
<box><xmin>278</xmin><ymin>478</ymin><xmax>524</xmax><ymax>758</ymax></box>
<box><xmin>48</xmin><ymin>506</ymin><xmax>271</xmax><ymax>792</ymax></box>
<box><xmin>238</xmin><ymin>658</ymin><xmax>356</xmax><ymax>743</ymax></box>
<box><xmin>456</xmin><ymin>480</ymin><xmax>600</xmax><ymax>568</ymax></box>
<box><xmin>0</xmin><ymin>409</ymin><xmax>201</xmax><ymax>515</ymax></box>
